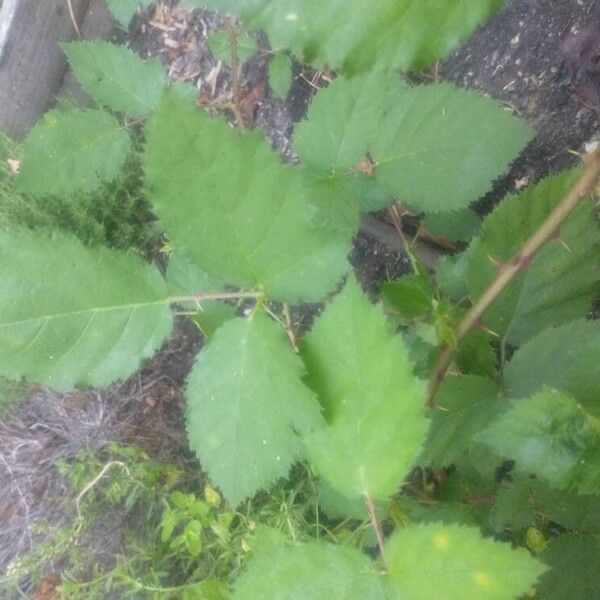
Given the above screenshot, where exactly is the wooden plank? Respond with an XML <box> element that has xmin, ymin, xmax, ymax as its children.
<box><xmin>0</xmin><ymin>0</ymin><xmax>90</xmax><ymax>138</ymax></box>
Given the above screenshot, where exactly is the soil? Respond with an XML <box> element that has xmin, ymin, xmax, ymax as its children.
<box><xmin>3</xmin><ymin>0</ymin><xmax>600</xmax><ymax>596</ymax></box>
<box><xmin>444</xmin><ymin>0</ymin><xmax>600</xmax><ymax>211</ymax></box>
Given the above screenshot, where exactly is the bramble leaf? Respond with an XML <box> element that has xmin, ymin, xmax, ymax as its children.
<box><xmin>294</xmin><ymin>72</ymin><xmax>405</xmax><ymax>174</ymax></box>
<box><xmin>505</xmin><ymin>319</ymin><xmax>600</xmax><ymax>419</ymax></box>
<box><xmin>419</xmin><ymin>376</ymin><xmax>502</xmax><ymax>468</ymax></box>
<box><xmin>232</xmin><ymin>530</ymin><xmax>385</xmax><ymax>599</ymax></box>
<box><xmin>466</xmin><ymin>170</ymin><xmax>599</xmax><ymax>345</ymax></box>
<box><xmin>197</xmin><ymin>0</ymin><xmax>504</xmax><ymax>75</ymax></box>
<box><xmin>268</xmin><ymin>52</ymin><xmax>293</xmax><ymax>99</ymax></box>
<box><xmin>381</xmin><ymin>273</ymin><xmax>435</xmax><ymax>322</ymax></box>
<box><xmin>478</xmin><ymin>389</ymin><xmax>600</xmax><ymax>491</ymax></box>
<box><xmin>423</xmin><ymin>208</ymin><xmax>481</xmax><ymax>242</ymax></box>
<box><xmin>385</xmin><ymin>523</ymin><xmax>547</xmax><ymax>600</ymax></box>
<box><xmin>537</xmin><ymin>534</ymin><xmax>600</xmax><ymax>600</ymax></box>
<box><xmin>302</xmin><ymin>276</ymin><xmax>428</xmax><ymax>501</ymax></box>
<box><xmin>62</xmin><ymin>41</ymin><xmax>167</xmax><ymax>117</ymax></box>
<box><xmin>370</xmin><ymin>83</ymin><xmax>532</xmax><ymax>212</ymax></box>
<box><xmin>17</xmin><ymin>109</ymin><xmax>131</xmax><ymax>197</ymax></box>
<box><xmin>106</xmin><ymin>0</ymin><xmax>153</xmax><ymax>27</ymax></box>
<box><xmin>144</xmin><ymin>92</ymin><xmax>357</xmax><ymax>303</ymax></box>
<box><xmin>0</xmin><ymin>230</ymin><xmax>173</xmax><ymax>390</ymax></box>
<box><xmin>185</xmin><ymin>312</ymin><xmax>324</xmax><ymax>506</ymax></box>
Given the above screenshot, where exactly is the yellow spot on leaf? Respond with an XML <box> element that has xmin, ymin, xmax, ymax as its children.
<box><xmin>208</xmin><ymin>435</ymin><xmax>221</xmax><ymax>448</ymax></box>
<box><xmin>433</xmin><ymin>532</ymin><xmax>451</xmax><ymax>550</ymax></box>
<box><xmin>473</xmin><ymin>571</ymin><xmax>493</xmax><ymax>589</ymax></box>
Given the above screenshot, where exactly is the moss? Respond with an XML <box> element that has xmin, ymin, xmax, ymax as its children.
<box><xmin>0</xmin><ymin>133</ymin><xmax>159</xmax><ymax>256</ymax></box>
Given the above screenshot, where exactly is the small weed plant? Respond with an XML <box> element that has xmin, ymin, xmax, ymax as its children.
<box><xmin>2</xmin><ymin>0</ymin><xmax>600</xmax><ymax>597</ymax></box>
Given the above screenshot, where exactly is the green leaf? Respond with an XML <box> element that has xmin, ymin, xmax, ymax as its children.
<box><xmin>166</xmin><ymin>251</ymin><xmax>236</xmax><ymax>338</ymax></box>
<box><xmin>419</xmin><ymin>376</ymin><xmax>502</xmax><ymax>468</ymax></box>
<box><xmin>0</xmin><ymin>230</ymin><xmax>173</xmax><ymax>390</ymax></box>
<box><xmin>381</xmin><ymin>273</ymin><xmax>434</xmax><ymax>322</ymax></box>
<box><xmin>435</xmin><ymin>252</ymin><xmax>470</xmax><ymax>302</ymax></box>
<box><xmin>294</xmin><ymin>72</ymin><xmax>405</xmax><ymax>173</ymax></box>
<box><xmin>488</xmin><ymin>477</ymin><xmax>600</xmax><ymax>534</ymax></box>
<box><xmin>385</xmin><ymin>523</ymin><xmax>547</xmax><ymax>600</ymax></box>
<box><xmin>185</xmin><ymin>312</ymin><xmax>323</xmax><ymax>506</ymax></box>
<box><xmin>17</xmin><ymin>109</ymin><xmax>131</xmax><ymax>197</ymax></box>
<box><xmin>302</xmin><ymin>276</ymin><xmax>428</xmax><ymax>501</ymax></box>
<box><xmin>477</xmin><ymin>389</ymin><xmax>600</xmax><ymax>491</ymax></box>
<box><xmin>62</xmin><ymin>41</ymin><xmax>167</xmax><ymax>117</ymax></box>
<box><xmin>207</xmin><ymin>30</ymin><xmax>258</xmax><ymax>63</ymax></box>
<box><xmin>232</xmin><ymin>531</ymin><xmax>385</xmax><ymax>600</ymax></box>
<box><xmin>423</xmin><ymin>209</ymin><xmax>481</xmax><ymax>242</ymax></box>
<box><xmin>455</xmin><ymin>330</ymin><xmax>497</xmax><ymax>378</ymax></box>
<box><xmin>144</xmin><ymin>92</ymin><xmax>356</xmax><ymax>303</ymax></box>
<box><xmin>537</xmin><ymin>534</ymin><xmax>600</xmax><ymax>600</ymax></box>
<box><xmin>106</xmin><ymin>0</ymin><xmax>153</xmax><ymax>27</ymax></box>
<box><xmin>466</xmin><ymin>170</ymin><xmax>599</xmax><ymax>345</ymax></box>
<box><xmin>268</xmin><ymin>52</ymin><xmax>293</xmax><ymax>99</ymax></box>
<box><xmin>350</xmin><ymin>172</ymin><xmax>395</xmax><ymax>213</ymax></box>
<box><xmin>371</xmin><ymin>83</ymin><xmax>532</xmax><ymax>212</ymax></box>
<box><xmin>198</xmin><ymin>0</ymin><xmax>504</xmax><ymax>75</ymax></box>
<box><xmin>505</xmin><ymin>319</ymin><xmax>600</xmax><ymax>419</ymax></box>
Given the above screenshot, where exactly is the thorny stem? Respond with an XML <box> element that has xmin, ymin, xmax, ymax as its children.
<box><xmin>169</xmin><ymin>290</ymin><xmax>263</xmax><ymax>304</ymax></box>
<box><xmin>427</xmin><ymin>147</ymin><xmax>600</xmax><ymax>407</ymax></box>
<box><xmin>364</xmin><ymin>493</ymin><xmax>386</xmax><ymax>561</ymax></box>
<box><xmin>226</xmin><ymin>20</ymin><xmax>246</xmax><ymax>131</ymax></box>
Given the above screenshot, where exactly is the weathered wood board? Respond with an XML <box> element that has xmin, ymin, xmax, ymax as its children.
<box><xmin>0</xmin><ymin>0</ymin><xmax>113</xmax><ymax>139</ymax></box>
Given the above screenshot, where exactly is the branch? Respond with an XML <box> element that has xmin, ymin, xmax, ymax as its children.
<box><xmin>427</xmin><ymin>148</ymin><xmax>600</xmax><ymax>406</ymax></box>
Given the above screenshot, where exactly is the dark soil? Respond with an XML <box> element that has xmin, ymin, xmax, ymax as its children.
<box><xmin>444</xmin><ymin>0</ymin><xmax>600</xmax><ymax>211</ymax></box>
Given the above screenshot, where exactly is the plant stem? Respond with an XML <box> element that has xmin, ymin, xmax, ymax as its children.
<box><xmin>364</xmin><ymin>492</ymin><xmax>386</xmax><ymax>559</ymax></box>
<box><xmin>169</xmin><ymin>290</ymin><xmax>263</xmax><ymax>304</ymax></box>
<box><xmin>226</xmin><ymin>20</ymin><xmax>246</xmax><ymax>131</ymax></box>
<box><xmin>282</xmin><ymin>303</ymin><xmax>299</xmax><ymax>352</ymax></box>
<box><xmin>427</xmin><ymin>148</ymin><xmax>600</xmax><ymax>406</ymax></box>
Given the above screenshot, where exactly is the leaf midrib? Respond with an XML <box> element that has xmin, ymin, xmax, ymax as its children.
<box><xmin>1</xmin><ymin>298</ymin><xmax>169</xmax><ymax>328</ymax></box>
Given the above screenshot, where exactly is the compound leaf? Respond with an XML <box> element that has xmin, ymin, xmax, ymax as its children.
<box><xmin>505</xmin><ymin>319</ymin><xmax>600</xmax><ymax>419</ymax></box>
<box><xmin>62</xmin><ymin>41</ymin><xmax>167</xmax><ymax>117</ymax></box>
<box><xmin>371</xmin><ymin>83</ymin><xmax>532</xmax><ymax>212</ymax></box>
<box><xmin>185</xmin><ymin>312</ymin><xmax>324</xmax><ymax>506</ymax></box>
<box><xmin>385</xmin><ymin>523</ymin><xmax>547</xmax><ymax>600</ymax></box>
<box><xmin>233</xmin><ymin>530</ymin><xmax>385</xmax><ymax>600</ymax></box>
<box><xmin>466</xmin><ymin>170</ymin><xmax>599</xmax><ymax>345</ymax></box>
<box><xmin>106</xmin><ymin>0</ymin><xmax>153</xmax><ymax>27</ymax></box>
<box><xmin>0</xmin><ymin>230</ymin><xmax>173</xmax><ymax>390</ymax></box>
<box><xmin>197</xmin><ymin>0</ymin><xmax>504</xmax><ymax>75</ymax></box>
<box><xmin>144</xmin><ymin>92</ymin><xmax>356</xmax><ymax>303</ymax></box>
<box><xmin>478</xmin><ymin>389</ymin><xmax>600</xmax><ymax>492</ymax></box>
<box><xmin>302</xmin><ymin>276</ymin><xmax>428</xmax><ymax>502</ymax></box>
<box><xmin>17</xmin><ymin>109</ymin><xmax>131</xmax><ymax>197</ymax></box>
